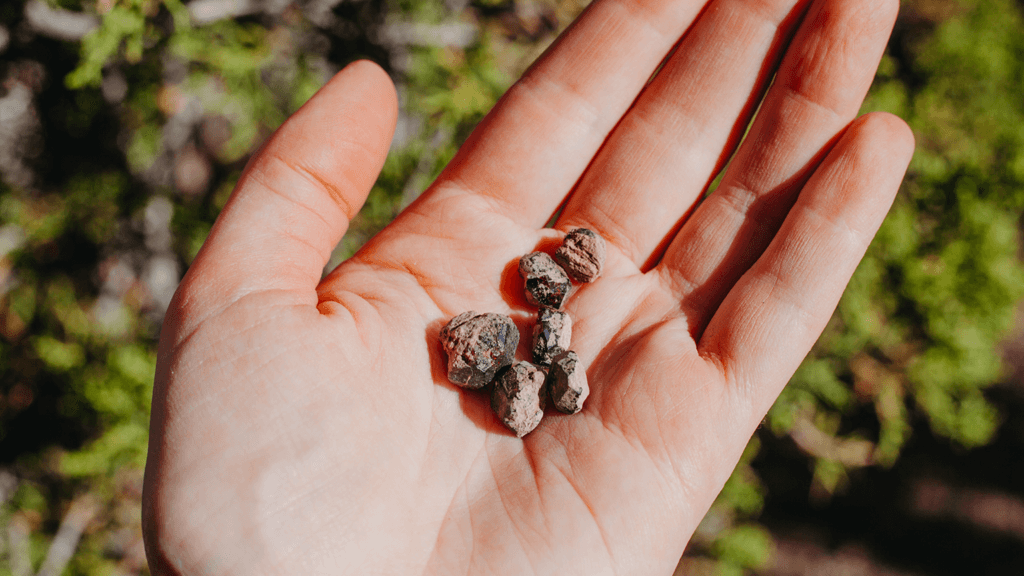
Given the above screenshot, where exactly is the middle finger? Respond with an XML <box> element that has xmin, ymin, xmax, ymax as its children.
<box><xmin>555</xmin><ymin>0</ymin><xmax>811</xmax><ymax>270</ymax></box>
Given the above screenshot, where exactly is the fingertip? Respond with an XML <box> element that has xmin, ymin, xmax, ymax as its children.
<box><xmin>338</xmin><ymin>59</ymin><xmax>399</xmax><ymax>126</ymax></box>
<box><xmin>260</xmin><ymin>59</ymin><xmax>398</xmax><ymax>222</ymax></box>
<box><xmin>807</xmin><ymin>112</ymin><xmax>915</xmax><ymax>232</ymax></box>
<box><xmin>317</xmin><ymin>60</ymin><xmax>399</xmax><ymax>170</ymax></box>
<box><xmin>850</xmin><ymin>111</ymin><xmax>916</xmax><ymax>171</ymax></box>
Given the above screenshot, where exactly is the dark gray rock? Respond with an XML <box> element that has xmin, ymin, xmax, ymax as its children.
<box><xmin>440</xmin><ymin>311</ymin><xmax>519</xmax><ymax>389</ymax></box>
<box><xmin>555</xmin><ymin>228</ymin><xmax>607</xmax><ymax>283</ymax></box>
<box><xmin>548</xmin><ymin>350</ymin><xmax>588</xmax><ymax>414</ymax></box>
<box><xmin>492</xmin><ymin>361</ymin><xmax>547</xmax><ymax>437</ymax></box>
<box><xmin>518</xmin><ymin>252</ymin><xmax>571</xmax><ymax>309</ymax></box>
<box><xmin>532</xmin><ymin>308</ymin><xmax>572</xmax><ymax>366</ymax></box>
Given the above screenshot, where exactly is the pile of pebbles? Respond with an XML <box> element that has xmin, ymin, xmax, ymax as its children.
<box><xmin>440</xmin><ymin>228</ymin><xmax>607</xmax><ymax>437</ymax></box>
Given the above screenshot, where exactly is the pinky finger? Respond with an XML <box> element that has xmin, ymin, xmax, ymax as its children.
<box><xmin>699</xmin><ymin>112</ymin><xmax>915</xmax><ymax>422</ymax></box>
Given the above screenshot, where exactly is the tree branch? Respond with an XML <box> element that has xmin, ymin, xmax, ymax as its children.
<box><xmin>34</xmin><ymin>496</ymin><xmax>100</xmax><ymax>576</ymax></box>
<box><xmin>23</xmin><ymin>0</ymin><xmax>99</xmax><ymax>42</ymax></box>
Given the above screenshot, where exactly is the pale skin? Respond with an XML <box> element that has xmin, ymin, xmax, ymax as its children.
<box><xmin>142</xmin><ymin>0</ymin><xmax>915</xmax><ymax>573</ymax></box>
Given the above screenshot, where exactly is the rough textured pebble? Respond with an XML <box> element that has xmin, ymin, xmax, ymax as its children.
<box><xmin>518</xmin><ymin>252</ymin><xmax>572</xmax><ymax>309</ymax></box>
<box><xmin>548</xmin><ymin>350</ymin><xmax>589</xmax><ymax>414</ymax></box>
<box><xmin>440</xmin><ymin>311</ymin><xmax>519</xmax><ymax>389</ymax></box>
<box><xmin>532</xmin><ymin>308</ymin><xmax>572</xmax><ymax>366</ymax></box>
<box><xmin>492</xmin><ymin>361</ymin><xmax>547</xmax><ymax>437</ymax></box>
<box><xmin>555</xmin><ymin>228</ymin><xmax>607</xmax><ymax>283</ymax></box>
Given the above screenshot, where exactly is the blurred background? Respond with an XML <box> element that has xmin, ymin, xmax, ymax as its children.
<box><xmin>0</xmin><ymin>0</ymin><xmax>1023</xmax><ymax>573</ymax></box>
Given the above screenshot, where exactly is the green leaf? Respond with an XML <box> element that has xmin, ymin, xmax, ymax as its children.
<box><xmin>710</xmin><ymin>524</ymin><xmax>773</xmax><ymax>570</ymax></box>
<box><xmin>33</xmin><ymin>335</ymin><xmax>85</xmax><ymax>371</ymax></box>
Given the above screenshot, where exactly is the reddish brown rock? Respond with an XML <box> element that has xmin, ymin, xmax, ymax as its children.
<box><xmin>518</xmin><ymin>252</ymin><xmax>571</xmax><ymax>309</ymax></box>
<box><xmin>555</xmin><ymin>228</ymin><xmax>607</xmax><ymax>283</ymax></box>
<box><xmin>532</xmin><ymin>308</ymin><xmax>572</xmax><ymax>366</ymax></box>
<box><xmin>492</xmin><ymin>361</ymin><xmax>547</xmax><ymax>437</ymax></box>
<box><xmin>548</xmin><ymin>350</ymin><xmax>589</xmax><ymax>414</ymax></box>
<box><xmin>440</xmin><ymin>311</ymin><xmax>519</xmax><ymax>389</ymax></box>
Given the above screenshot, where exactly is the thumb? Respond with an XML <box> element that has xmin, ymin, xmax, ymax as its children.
<box><xmin>174</xmin><ymin>60</ymin><xmax>397</xmax><ymax>324</ymax></box>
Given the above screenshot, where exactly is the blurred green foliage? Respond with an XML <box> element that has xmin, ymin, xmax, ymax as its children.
<box><xmin>1</xmin><ymin>0</ymin><xmax>1023</xmax><ymax>573</ymax></box>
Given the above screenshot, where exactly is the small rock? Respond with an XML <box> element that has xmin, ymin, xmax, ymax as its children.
<box><xmin>519</xmin><ymin>252</ymin><xmax>572</xmax><ymax>309</ymax></box>
<box><xmin>532</xmin><ymin>308</ymin><xmax>572</xmax><ymax>366</ymax></box>
<box><xmin>492</xmin><ymin>361</ymin><xmax>547</xmax><ymax>437</ymax></box>
<box><xmin>548</xmin><ymin>350</ymin><xmax>589</xmax><ymax>414</ymax></box>
<box><xmin>555</xmin><ymin>228</ymin><xmax>607</xmax><ymax>283</ymax></box>
<box><xmin>440</xmin><ymin>311</ymin><xmax>519</xmax><ymax>389</ymax></box>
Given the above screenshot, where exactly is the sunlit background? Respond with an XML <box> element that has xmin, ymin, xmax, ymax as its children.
<box><xmin>1</xmin><ymin>0</ymin><xmax>1024</xmax><ymax>574</ymax></box>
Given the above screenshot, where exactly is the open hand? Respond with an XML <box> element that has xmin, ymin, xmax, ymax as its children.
<box><xmin>143</xmin><ymin>0</ymin><xmax>914</xmax><ymax>573</ymax></box>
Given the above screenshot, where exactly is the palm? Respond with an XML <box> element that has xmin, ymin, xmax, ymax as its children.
<box><xmin>144</xmin><ymin>0</ymin><xmax>914</xmax><ymax>574</ymax></box>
